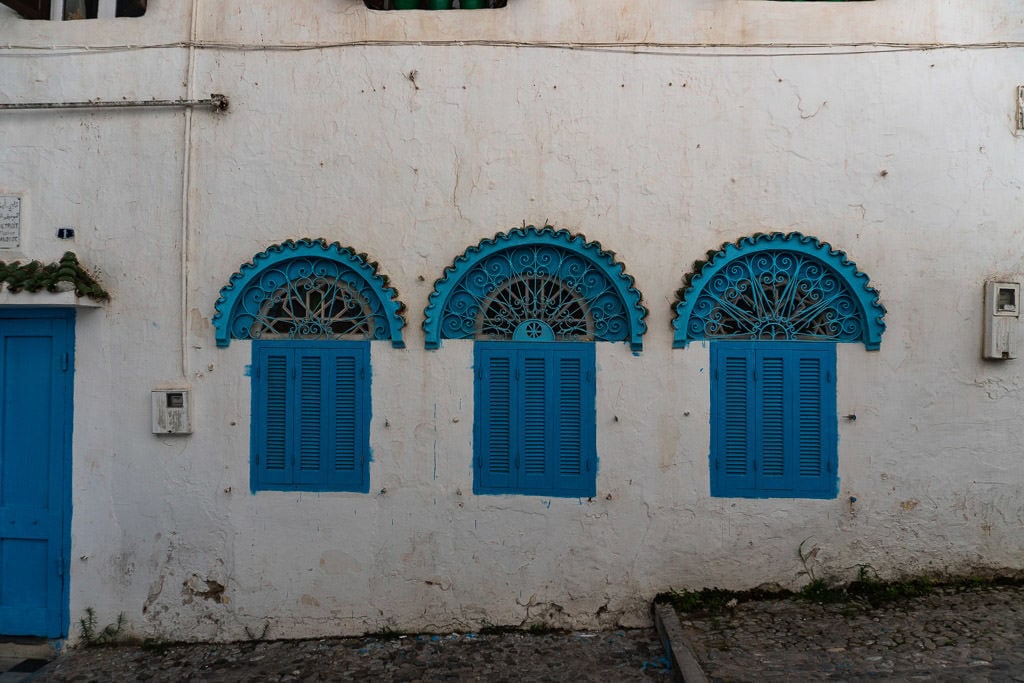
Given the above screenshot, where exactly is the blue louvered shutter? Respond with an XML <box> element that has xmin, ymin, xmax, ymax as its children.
<box><xmin>476</xmin><ymin>346</ymin><xmax>516</xmax><ymax>492</ymax></box>
<box><xmin>756</xmin><ymin>350</ymin><xmax>790</xmax><ymax>492</ymax></box>
<box><xmin>251</xmin><ymin>341</ymin><xmax>370</xmax><ymax>492</ymax></box>
<box><xmin>325</xmin><ymin>344</ymin><xmax>370</xmax><ymax>491</ymax></box>
<box><xmin>519</xmin><ymin>351</ymin><xmax>551</xmax><ymax>491</ymax></box>
<box><xmin>791</xmin><ymin>346</ymin><xmax>837</xmax><ymax>497</ymax></box>
<box><xmin>292</xmin><ymin>351</ymin><xmax>327</xmax><ymax>485</ymax></box>
<box><xmin>711</xmin><ymin>344</ymin><xmax>757</xmax><ymax>496</ymax></box>
<box><xmin>253</xmin><ymin>346</ymin><xmax>291</xmax><ymax>487</ymax></box>
<box><xmin>550</xmin><ymin>345</ymin><xmax>595</xmax><ymax>497</ymax></box>
<box><xmin>474</xmin><ymin>342</ymin><xmax>596</xmax><ymax>497</ymax></box>
<box><xmin>711</xmin><ymin>342</ymin><xmax>837</xmax><ymax>498</ymax></box>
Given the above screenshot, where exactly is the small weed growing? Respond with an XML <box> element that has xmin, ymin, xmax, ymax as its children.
<box><xmin>79</xmin><ymin>608</ymin><xmax>126</xmax><ymax>646</ymax></box>
<box><xmin>654</xmin><ymin>586</ymin><xmax>788</xmax><ymax>615</ymax></box>
<box><xmin>798</xmin><ymin>578</ymin><xmax>848</xmax><ymax>604</ymax></box>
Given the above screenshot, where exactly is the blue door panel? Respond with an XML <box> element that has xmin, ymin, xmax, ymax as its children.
<box><xmin>0</xmin><ymin>311</ymin><xmax>74</xmax><ymax>637</ymax></box>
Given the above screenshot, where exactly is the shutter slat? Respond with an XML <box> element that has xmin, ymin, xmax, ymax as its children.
<box><xmin>297</xmin><ymin>355</ymin><xmax>323</xmax><ymax>472</ymax></box>
<box><xmin>557</xmin><ymin>356</ymin><xmax>582</xmax><ymax>476</ymax></box>
<box><xmin>334</xmin><ymin>354</ymin><xmax>358</xmax><ymax>472</ymax></box>
<box><xmin>722</xmin><ymin>354</ymin><xmax>750</xmax><ymax>477</ymax></box>
<box><xmin>522</xmin><ymin>356</ymin><xmax>547</xmax><ymax>477</ymax></box>
<box><xmin>759</xmin><ymin>355</ymin><xmax>786</xmax><ymax>478</ymax></box>
<box><xmin>263</xmin><ymin>354</ymin><xmax>289</xmax><ymax>472</ymax></box>
<box><xmin>798</xmin><ymin>355</ymin><xmax>823</xmax><ymax>477</ymax></box>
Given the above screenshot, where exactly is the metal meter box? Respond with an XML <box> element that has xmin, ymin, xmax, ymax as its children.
<box><xmin>983</xmin><ymin>281</ymin><xmax>1020</xmax><ymax>360</ymax></box>
<box><xmin>152</xmin><ymin>389</ymin><xmax>193</xmax><ymax>434</ymax></box>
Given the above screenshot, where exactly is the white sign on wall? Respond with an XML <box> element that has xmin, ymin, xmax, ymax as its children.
<box><xmin>0</xmin><ymin>196</ymin><xmax>20</xmax><ymax>250</ymax></box>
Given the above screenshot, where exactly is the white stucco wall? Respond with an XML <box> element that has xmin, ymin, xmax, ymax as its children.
<box><xmin>2</xmin><ymin>0</ymin><xmax>1023</xmax><ymax>642</ymax></box>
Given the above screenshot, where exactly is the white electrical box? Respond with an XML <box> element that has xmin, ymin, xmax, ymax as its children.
<box><xmin>152</xmin><ymin>389</ymin><xmax>193</xmax><ymax>434</ymax></box>
<box><xmin>983</xmin><ymin>281</ymin><xmax>1020</xmax><ymax>360</ymax></box>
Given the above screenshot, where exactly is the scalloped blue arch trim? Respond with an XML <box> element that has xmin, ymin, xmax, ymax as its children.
<box><xmin>672</xmin><ymin>232</ymin><xmax>886</xmax><ymax>350</ymax></box>
<box><xmin>213</xmin><ymin>239</ymin><xmax>406</xmax><ymax>348</ymax></box>
<box><xmin>424</xmin><ymin>226</ymin><xmax>648</xmax><ymax>352</ymax></box>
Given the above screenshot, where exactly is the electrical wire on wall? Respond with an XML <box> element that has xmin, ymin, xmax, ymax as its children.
<box><xmin>179</xmin><ymin>0</ymin><xmax>200</xmax><ymax>379</ymax></box>
<box><xmin>0</xmin><ymin>40</ymin><xmax>1022</xmax><ymax>59</ymax></box>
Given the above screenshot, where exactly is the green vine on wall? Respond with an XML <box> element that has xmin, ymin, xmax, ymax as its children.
<box><xmin>0</xmin><ymin>252</ymin><xmax>109</xmax><ymax>301</ymax></box>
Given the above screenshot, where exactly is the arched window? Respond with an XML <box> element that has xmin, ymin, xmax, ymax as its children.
<box><xmin>426</xmin><ymin>226</ymin><xmax>647</xmax><ymax>497</ymax></box>
<box><xmin>213</xmin><ymin>239</ymin><xmax>405</xmax><ymax>493</ymax></box>
<box><xmin>673</xmin><ymin>233</ymin><xmax>886</xmax><ymax>499</ymax></box>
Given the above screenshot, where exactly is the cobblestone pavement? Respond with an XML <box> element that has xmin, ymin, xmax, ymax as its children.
<box><xmin>675</xmin><ymin>584</ymin><xmax>1024</xmax><ymax>681</ymax></box>
<box><xmin>34</xmin><ymin>629</ymin><xmax>672</xmax><ymax>682</ymax></box>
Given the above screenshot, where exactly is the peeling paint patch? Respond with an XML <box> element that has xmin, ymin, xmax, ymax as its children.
<box><xmin>182</xmin><ymin>575</ymin><xmax>227</xmax><ymax>604</ymax></box>
<box><xmin>900</xmin><ymin>499</ymin><xmax>920</xmax><ymax>511</ymax></box>
<box><xmin>143</xmin><ymin>575</ymin><xmax>165</xmax><ymax>614</ymax></box>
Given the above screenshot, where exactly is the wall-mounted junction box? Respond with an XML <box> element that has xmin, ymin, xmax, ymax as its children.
<box><xmin>983</xmin><ymin>281</ymin><xmax>1019</xmax><ymax>360</ymax></box>
<box><xmin>1017</xmin><ymin>85</ymin><xmax>1024</xmax><ymax>135</ymax></box>
<box><xmin>152</xmin><ymin>389</ymin><xmax>193</xmax><ymax>434</ymax></box>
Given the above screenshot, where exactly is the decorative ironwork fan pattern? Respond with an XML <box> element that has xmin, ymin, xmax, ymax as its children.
<box><xmin>440</xmin><ymin>246</ymin><xmax>629</xmax><ymax>342</ymax></box>
<box><xmin>227</xmin><ymin>257</ymin><xmax>386</xmax><ymax>342</ymax></box>
<box><xmin>684</xmin><ymin>250</ymin><xmax>863</xmax><ymax>342</ymax></box>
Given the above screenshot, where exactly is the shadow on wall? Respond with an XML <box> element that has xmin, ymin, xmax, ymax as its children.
<box><xmin>363</xmin><ymin>0</ymin><xmax>508</xmax><ymax>9</ymax></box>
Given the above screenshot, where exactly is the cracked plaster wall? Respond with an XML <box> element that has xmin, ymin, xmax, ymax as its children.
<box><xmin>1</xmin><ymin>0</ymin><xmax>1024</xmax><ymax>643</ymax></box>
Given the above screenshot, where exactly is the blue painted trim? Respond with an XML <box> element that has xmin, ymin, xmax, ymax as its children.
<box><xmin>250</xmin><ymin>340</ymin><xmax>372</xmax><ymax>493</ymax></box>
<box><xmin>709</xmin><ymin>341</ymin><xmax>838</xmax><ymax>500</ymax></box>
<box><xmin>213</xmin><ymin>239</ymin><xmax>406</xmax><ymax>349</ymax></box>
<box><xmin>424</xmin><ymin>226</ymin><xmax>648</xmax><ymax>352</ymax></box>
<box><xmin>673</xmin><ymin>233</ymin><xmax>885</xmax><ymax>350</ymax></box>
<box><xmin>58</xmin><ymin>312</ymin><xmax>74</xmax><ymax>638</ymax></box>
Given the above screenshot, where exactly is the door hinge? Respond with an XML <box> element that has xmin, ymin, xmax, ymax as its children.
<box><xmin>254</xmin><ymin>453</ymin><xmax>260</xmax><ymax>465</ymax></box>
<box><xmin>61</xmin><ymin>352</ymin><xmax>69</xmax><ymax>372</ymax></box>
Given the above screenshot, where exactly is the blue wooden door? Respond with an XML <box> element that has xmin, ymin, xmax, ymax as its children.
<box><xmin>0</xmin><ymin>310</ymin><xmax>74</xmax><ymax>637</ymax></box>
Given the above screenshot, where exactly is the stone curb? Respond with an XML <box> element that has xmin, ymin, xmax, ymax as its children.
<box><xmin>652</xmin><ymin>603</ymin><xmax>708</xmax><ymax>683</ymax></box>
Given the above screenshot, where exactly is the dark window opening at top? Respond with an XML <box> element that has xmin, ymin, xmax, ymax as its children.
<box><xmin>1</xmin><ymin>0</ymin><xmax>146</xmax><ymax>19</ymax></box>
<box><xmin>364</xmin><ymin>0</ymin><xmax>507</xmax><ymax>9</ymax></box>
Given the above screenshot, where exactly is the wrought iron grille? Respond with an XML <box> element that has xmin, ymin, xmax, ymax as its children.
<box><xmin>442</xmin><ymin>246</ymin><xmax>628</xmax><ymax>343</ymax></box>
<box><xmin>684</xmin><ymin>250</ymin><xmax>864</xmax><ymax>342</ymax></box>
<box><xmin>228</xmin><ymin>258</ymin><xmax>385</xmax><ymax>342</ymax></box>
